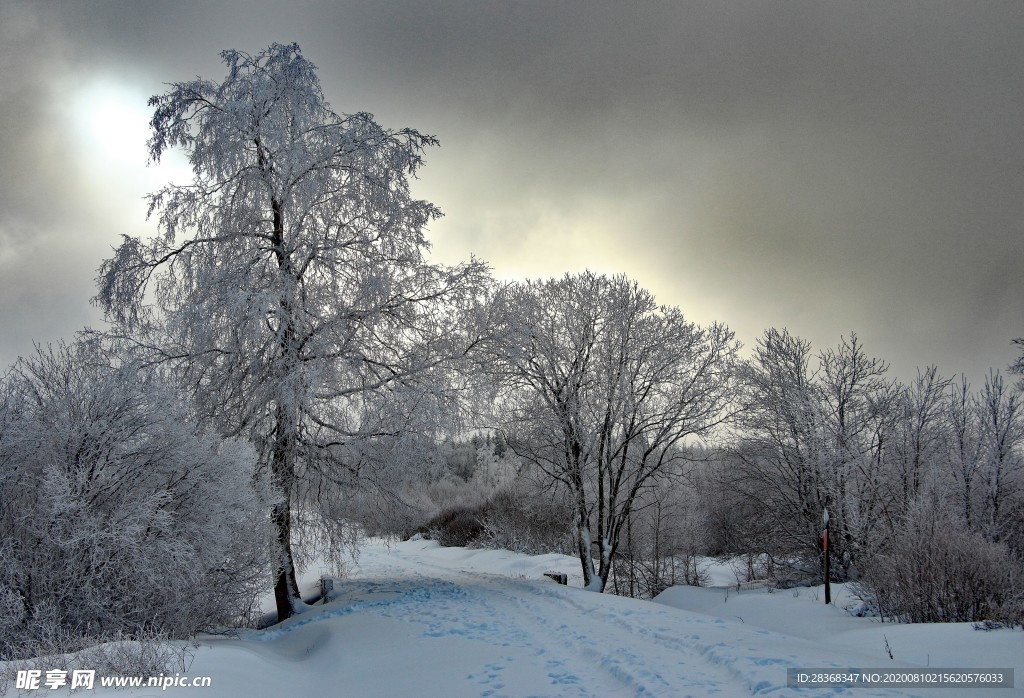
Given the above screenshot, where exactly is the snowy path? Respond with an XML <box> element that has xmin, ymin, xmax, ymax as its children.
<box><xmin>339</xmin><ymin>541</ymin><xmax>752</xmax><ymax>696</ymax></box>
<box><xmin>314</xmin><ymin>539</ymin><xmax>980</xmax><ymax>697</ymax></box>
<box><xmin>67</xmin><ymin>538</ymin><xmax>1020</xmax><ymax>697</ymax></box>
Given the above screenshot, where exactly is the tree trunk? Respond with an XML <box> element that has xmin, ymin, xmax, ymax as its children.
<box><xmin>576</xmin><ymin>512</ymin><xmax>599</xmax><ymax>591</ymax></box>
<box><xmin>269</xmin><ymin>194</ymin><xmax>303</xmax><ymax>622</ymax></box>
<box><xmin>271</xmin><ymin>402</ymin><xmax>302</xmax><ymax>621</ymax></box>
<box><xmin>272</xmin><ymin>493</ymin><xmax>301</xmax><ymax>621</ymax></box>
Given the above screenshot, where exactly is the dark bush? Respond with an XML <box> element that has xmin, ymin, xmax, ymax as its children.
<box><xmin>425</xmin><ymin>505</ymin><xmax>487</xmax><ymax>547</ymax></box>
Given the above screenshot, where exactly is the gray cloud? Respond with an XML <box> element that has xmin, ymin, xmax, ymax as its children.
<box><xmin>1</xmin><ymin>0</ymin><xmax>1022</xmax><ymax>385</ymax></box>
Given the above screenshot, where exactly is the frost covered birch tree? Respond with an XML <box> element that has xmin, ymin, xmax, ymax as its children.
<box><xmin>95</xmin><ymin>43</ymin><xmax>488</xmax><ymax>621</ymax></box>
<box><xmin>731</xmin><ymin>328</ymin><xmax>826</xmax><ymax>562</ymax></box>
<box><xmin>732</xmin><ymin>330</ymin><xmax>901</xmax><ymax>578</ymax></box>
<box><xmin>977</xmin><ymin>371</ymin><xmax>1024</xmax><ymax>543</ymax></box>
<box><xmin>489</xmin><ymin>273</ymin><xmax>739</xmax><ymax>591</ymax></box>
<box><xmin>945</xmin><ymin>376</ymin><xmax>985</xmax><ymax>528</ymax></box>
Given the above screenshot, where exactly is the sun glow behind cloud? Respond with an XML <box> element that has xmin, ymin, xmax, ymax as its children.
<box><xmin>0</xmin><ymin>76</ymin><xmax>198</xmax><ymax>367</ymax></box>
<box><xmin>69</xmin><ymin>79</ymin><xmax>192</xmax><ymax>207</ymax></box>
<box><xmin>74</xmin><ymin>81</ymin><xmax>151</xmax><ymax>166</ymax></box>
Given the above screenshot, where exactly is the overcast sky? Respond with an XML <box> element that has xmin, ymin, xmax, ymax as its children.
<box><xmin>1</xmin><ymin>0</ymin><xmax>1022</xmax><ymax>386</ymax></box>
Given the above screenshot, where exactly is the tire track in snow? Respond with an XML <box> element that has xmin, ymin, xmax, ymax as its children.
<box><xmin>457</xmin><ymin>575</ymin><xmax>931</xmax><ymax>697</ymax></box>
<box><xmin>473</xmin><ymin>576</ymin><xmax>746</xmax><ymax>696</ymax></box>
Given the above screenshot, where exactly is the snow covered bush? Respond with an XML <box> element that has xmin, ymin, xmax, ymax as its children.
<box><xmin>854</xmin><ymin>497</ymin><xmax>1024</xmax><ymax>624</ymax></box>
<box><xmin>426</xmin><ymin>505</ymin><xmax>487</xmax><ymax>547</ymax></box>
<box><xmin>407</xmin><ymin>466</ymin><xmax>573</xmax><ymax>554</ymax></box>
<box><xmin>0</xmin><ymin>342</ymin><xmax>274</xmax><ymax>661</ymax></box>
<box><xmin>479</xmin><ymin>482</ymin><xmax>574</xmax><ymax>555</ymax></box>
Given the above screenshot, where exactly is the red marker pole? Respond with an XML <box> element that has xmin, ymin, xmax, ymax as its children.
<box><xmin>822</xmin><ymin>507</ymin><xmax>831</xmax><ymax>605</ymax></box>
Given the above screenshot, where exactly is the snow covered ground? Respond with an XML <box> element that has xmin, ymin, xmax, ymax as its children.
<box><xmin>654</xmin><ymin>583</ymin><xmax>1022</xmax><ymax>676</ymax></box>
<box><xmin>11</xmin><ymin>539</ymin><xmax>1022</xmax><ymax>697</ymax></box>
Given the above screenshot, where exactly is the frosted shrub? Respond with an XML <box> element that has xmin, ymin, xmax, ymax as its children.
<box><xmin>418</xmin><ymin>472</ymin><xmax>495</xmax><ymax>521</ymax></box>
<box><xmin>0</xmin><ymin>343</ymin><xmax>274</xmax><ymax>661</ymax></box>
<box><xmin>855</xmin><ymin>497</ymin><xmax>1023</xmax><ymax>624</ymax></box>
<box><xmin>480</xmin><ymin>485</ymin><xmax>574</xmax><ymax>555</ymax></box>
<box><xmin>414</xmin><ymin>474</ymin><xmax>573</xmax><ymax>553</ymax></box>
